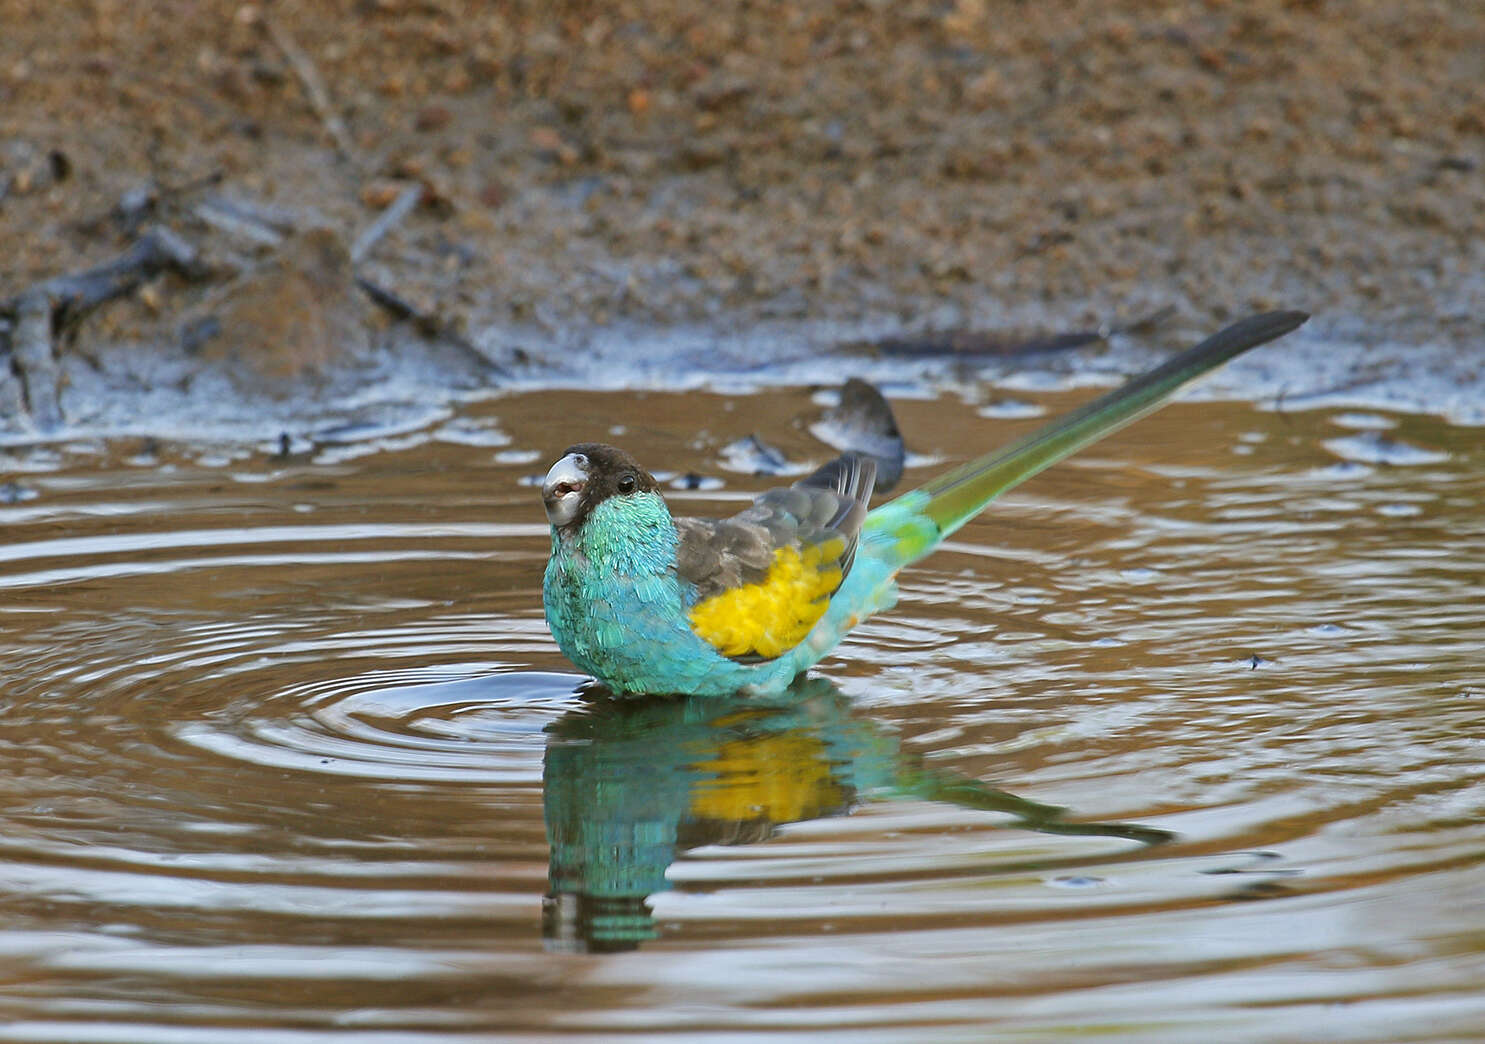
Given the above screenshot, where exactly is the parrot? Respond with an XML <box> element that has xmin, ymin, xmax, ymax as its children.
<box><xmin>541</xmin><ymin>310</ymin><xmax>1308</xmax><ymax>697</ymax></box>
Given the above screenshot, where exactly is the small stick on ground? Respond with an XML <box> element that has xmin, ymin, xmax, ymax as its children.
<box><xmin>12</xmin><ymin>291</ymin><xmax>62</xmax><ymax>431</ymax></box>
<box><xmin>0</xmin><ymin>227</ymin><xmax>206</xmax><ymax>432</ymax></box>
<box><xmin>1107</xmin><ymin>305</ymin><xmax>1177</xmax><ymax>339</ymax></box>
<box><xmin>870</xmin><ymin>305</ymin><xmax>1178</xmax><ymax>359</ymax></box>
<box><xmin>10</xmin><ymin>227</ymin><xmax>205</xmax><ymax>328</ymax></box>
<box><xmin>356</xmin><ymin>276</ymin><xmax>509</xmax><ymax>379</ymax></box>
<box><xmin>350</xmin><ymin>185</ymin><xmax>507</xmax><ymax>379</ymax></box>
<box><xmin>351</xmin><ymin>183</ymin><xmax>423</xmax><ymax>265</ymax></box>
<box><xmin>193</xmin><ymin>194</ymin><xmax>295</xmax><ymax>247</ymax></box>
<box><xmin>262</xmin><ymin>17</ymin><xmax>359</xmax><ymax>166</ymax></box>
<box><xmin>71</xmin><ymin>170</ymin><xmax>226</xmax><ymax>238</ymax></box>
<box><xmin>0</xmin><ymin>319</ymin><xmax>24</xmax><ymax>421</ymax></box>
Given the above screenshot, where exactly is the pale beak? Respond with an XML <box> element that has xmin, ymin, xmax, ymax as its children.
<box><xmin>542</xmin><ymin>452</ymin><xmax>589</xmax><ymax>527</ymax></box>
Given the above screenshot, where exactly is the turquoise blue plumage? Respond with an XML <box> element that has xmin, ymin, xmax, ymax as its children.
<box><xmin>542</xmin><ymin>311</ymin><xmax>1307</xmax><ymax>697</ymax></box>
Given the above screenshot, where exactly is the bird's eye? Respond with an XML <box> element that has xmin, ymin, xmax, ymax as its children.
<box><xmin>616</xmin><ymin>473</ymin><xmax>638</xmax><ymax>494</ymax></box>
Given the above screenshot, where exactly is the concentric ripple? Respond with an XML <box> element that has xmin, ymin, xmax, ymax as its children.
<box><xmin>178</xmin><ymin>668</ymin><xmax>579</xmax><ymax>782</ymax></box>
<box><xmin>0</xmin><ymin>389</ymin><xmax>1480</xmax><ymax>1043</ymax></box>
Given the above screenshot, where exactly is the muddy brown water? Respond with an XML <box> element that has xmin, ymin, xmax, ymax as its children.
<box><xmin>0</xmin><ymin>386</ymin><xmax>1480</xmax><ymax>1042</ymax></box>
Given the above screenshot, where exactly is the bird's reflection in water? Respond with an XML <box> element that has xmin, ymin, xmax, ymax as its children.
<box><xmin>542</xmin><ymin>677</ymin><xmax>1171</xmax><ymax>953</ymax></box>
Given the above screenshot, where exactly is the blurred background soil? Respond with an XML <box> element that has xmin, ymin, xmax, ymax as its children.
<box><xmin>0</xmin><ymin>0</ymin><xmax>1481</xmax><ymax>395</ymax></box>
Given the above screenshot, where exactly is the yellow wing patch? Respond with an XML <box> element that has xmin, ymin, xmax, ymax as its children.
<box><xmin>688</xmin><ymin>539</ymin><xmax>845</xmax><ymax>659</ymax></box>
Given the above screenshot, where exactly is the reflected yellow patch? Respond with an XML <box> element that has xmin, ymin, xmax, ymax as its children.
<box><xmin>688</xmin><ymin>733</ymin><xmax>843</xmax><ymax>825</ymax></box>
<box><xmin>688</xmin><ymin>539</ymin><xmax>844</xmax><ymax>659</ymax></box>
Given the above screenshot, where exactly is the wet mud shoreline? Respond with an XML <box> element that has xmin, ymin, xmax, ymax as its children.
<box><xmin>1</xmin><ymin>1</ymin><xmax>1481</xmax><ymax>434</ymax></box>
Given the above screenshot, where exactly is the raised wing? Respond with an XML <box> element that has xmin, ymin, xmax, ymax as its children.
<box><xmin>675</xmin><ymin>453</ymin><xmax>876</xmax><ymax>661</ymax></box>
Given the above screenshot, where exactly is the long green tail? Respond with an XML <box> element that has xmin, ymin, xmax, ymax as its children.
<box><xmin>916</xmin><ymin>310</ymin><xmax>1308</xmax><ymax>537</ymax></box>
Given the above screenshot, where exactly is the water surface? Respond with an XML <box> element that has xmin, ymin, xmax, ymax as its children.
<box><xmin>0</xmin><ymin>386</ymin><xmax>1480</xmax><ymax>1042</ymax></box>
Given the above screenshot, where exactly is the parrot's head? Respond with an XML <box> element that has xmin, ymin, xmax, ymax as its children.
<box><xmin>542</xmin><ymin>443</ymin><xmax>662</xmax><ymax>532</ymax></box>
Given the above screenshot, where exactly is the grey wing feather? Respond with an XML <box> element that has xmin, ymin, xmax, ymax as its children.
<box><xmin>672</xmin><ymin>516</ymin><xmax>776</xmax><ymax>598</ymax></box>
<box><xmin>674</xmin><ymin>453</ymin><xmax>877</xmax><ymax>602</ymax></box>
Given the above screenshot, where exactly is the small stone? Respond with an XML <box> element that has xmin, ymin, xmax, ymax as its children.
<box><xmin>414</xmin><ymin>105</ymin><xmax>452</xmax><ymax>132</ymax></box>
<box><xmin>530</xmin><ymin>126</ymin><xmax>579</xmax><ymax>165</ymax></box>
<box><xmin>137</xmin><ymin>281</ymin><xmax>163</xmax><ymax>313</ymax></box>
<box><xmin>360</xmin><ymin>180</ymin><xmax>403</xmax><ymax>209</ymax></box>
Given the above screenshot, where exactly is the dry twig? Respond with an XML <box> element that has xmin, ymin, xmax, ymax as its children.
<box><xmin>355</xmin><ymin>276</ymin><xmax>509</xmax><ymax>378</ymax></box>
<box><xmin>0</xmin><ymin>227</ymin><xmax>205</xmax><ymax>431</ymax></box>
<box><xmin>351</xmin><ymin>183</ymin><xmax>423</xmax><ymax>264</ymax></box>
<box><xmin>261</xmin><ymin>16</ymin><xmax>359</xmax><ymax>166</ymax></box>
